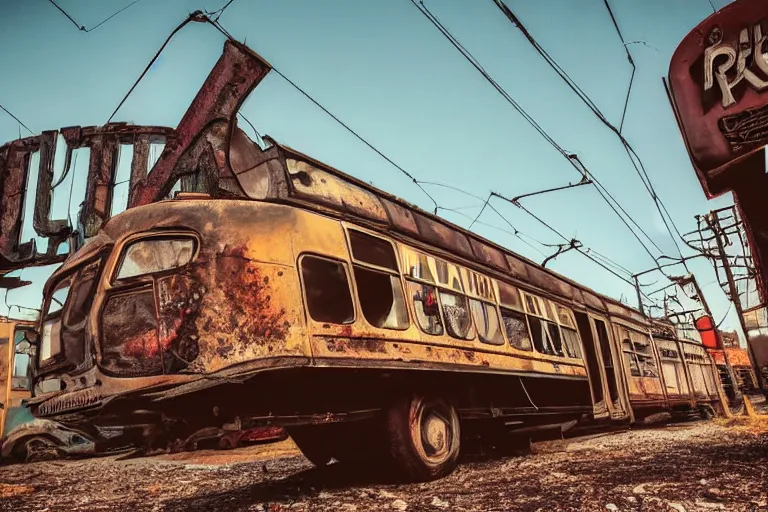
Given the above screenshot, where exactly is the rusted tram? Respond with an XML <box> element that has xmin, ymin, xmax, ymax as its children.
<box><xmin>26</xmin><ymin>134</ymin><xmax>723</xmax><ymax>481</ymax></box>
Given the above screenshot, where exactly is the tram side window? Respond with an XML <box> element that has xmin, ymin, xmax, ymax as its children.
<box><xmin>349</xmin><ymin>230</ymin><xmax>398</xmax><ymax>271</ymax></box>
<box><xmin>12</xmin><ymin>329</ymin><xmax>37</xmax><ymax>390</ymax></box>
<box><xmin>301</xmin><ymin>256</ymin><xmax>354</xmax><ymax>324</ymax></box>
<box><xmin>348</xmin><ymin>230</ymin><xmax>408</xmax><ymax>330</ymax></box>
<box><xmin>439</xmin><ymin>290</ymin><xmax>473</xmax><ymax>340</ymax></box>
<box><xmin>561</xmin><ymin>327</ymin><xmax>581</xmax><ymax>359</ymax></box>
<box><xmin>527</xmin><ymin>317</ymin><xmax>556</xmax><ymax>355</ymax></box>
<box><xmin>522</xmin><ymin>293</ymin><xmax>565</xmax><ymax>356</ymax></box>
<box><xmin>501</xmin><ymin>308</ymin><xmax>533</xmax><ymax>351</ymax></box>
<box><xmin>621</xmin><ymin>331</ymin><xmax>659</xmax><ymax>378</ymax></box>
<box><xmin>355</xmin><ymin>267</ymin><xmax>409</xmax><ymax>329</ymax></box>
<box><xmin>622</xmin><ymin>339</ymin><xmax>641</xmax><ymax>377</ymax></box>
<box><xmin>408</xmin><ymin>281</ymin><xmax>444</xmax><ymax>335</ymax></box>
<box><xmin>555</xmin><ymin>304</ymin><xmax>581</xmax><ymax>359</ymax></box>
<box><xmin>546</xmin><ymin>322</ymin><xmax>565</xmax><ymax>356</ymax></box>
<box><xmin>470</xmin><ymin>299</ymin><xmax>504</xmax><ymax>345</ymax></box>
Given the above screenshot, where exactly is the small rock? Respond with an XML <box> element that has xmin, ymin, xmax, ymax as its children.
<box><xmin>699</xmin><ymin>479</ymin><xmax>708</xmax><ymax>485</ymax></box>
<box><xmin>668</xmin><ymin>503</ymin><xmax>687</xmax><ymax>512</ymax></box>
<box><xmin>605</xmin><ymin>504</ymin><xmax>619</xmax><ymax>511</ymax></box>
<box><xmin>391</xmin><ymin>499</ymin><xmax>408</xmax><ymax>511</ymax></box>
<box><xmin>318</xmin><ymin>491</ymin><xmax>332</xmax><ymax>499</ymax></box>
<box><xmin>551</xmin><ymin>472</ymin><xmax>567</xmax><ymax>478</ymax></box>
<box><xmin>704</xmin><ymin>488</ymin><xmax>723</xmax><ymax>501</ymax></box>
<box><xmin>695</xmin><ymin>501</ymin><xmax>725</xmax><ymax>510</ymax></box>
<box><xmin>340</xmin><ymin>505</ymin><xmax>358</xmax><ymax>511</ymax></box>
<box><xmin>379</xmin><ymin>490</ymin><xmax>398</xmax><ymax>499</ymax></box>
<box><xmin>632</xmin><ymin>484</ymin><xmax>647</xmax><ymax>495</ymax></box>
<box><xmin>625</xmin><ymin>496</ymin><xmax>637</xmax><ymax>504</ymax></box>
<box><xmin>431</xmin><ymin>496</ymin><xmax>450</xmax><ymax>508</ymax></box>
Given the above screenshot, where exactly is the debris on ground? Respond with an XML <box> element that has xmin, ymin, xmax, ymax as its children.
<box><xmin>0</xmin><ymin>421</ymin><xmax>766</xmax><ymax>511</ymax></box>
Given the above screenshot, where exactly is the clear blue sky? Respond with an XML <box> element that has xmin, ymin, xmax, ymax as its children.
<box><xmin>0</xmin><ymin>0</ymin><xmax>743</xmax><ymax>340</ymax></box>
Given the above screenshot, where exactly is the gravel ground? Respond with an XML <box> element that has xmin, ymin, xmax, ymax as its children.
<box><xmin>0</xmin><ymin>418</ymin><xmax>766</xmax><ymax>512</ymax></box>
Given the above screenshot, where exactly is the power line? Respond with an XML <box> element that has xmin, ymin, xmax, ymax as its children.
<box><xmin>265</xmin><ymin>66</ymin><xmax>440</xmax><ymax>213</ymax></box>
<box><xmin>410</xmin><ymin>0</ymin><xmax>665</xmax><ymax>268</ymax></box>
<box><xmin>106</xmin><ymin>12</ymin><xmax>208</xmax><ymax>124</ymax></box>
<box><xmin>468</xmin><ymin>193</ymin><xmax>491</xmax><ymax>230</ymax></box>
<box><xmin>207</xmin><ymin>0</ymin><xmax>237</xmax><ymax>22</ymax></box>
<box><xmin>489</xmin><ymin>0</ymin><xmax>689</xmax><ymax>263</ymax></box>
<box><xmin>0</xmin><ymin>103</ymin><xmax>35</xmax><ymax>136</ymax></box>
<box><xmin>417</xmin><ymin>180</ymin><xmax>637</xmax><ymax>280</ymax></box>
<box><xmin>46</xmin><ymin>0</ymin><xmax>143</xmax><ymax>32</ymax></box>
<box><xmin>600</xmin><ymin>0</ymin><xmax>635</xmax><ymax>134</ymax></box>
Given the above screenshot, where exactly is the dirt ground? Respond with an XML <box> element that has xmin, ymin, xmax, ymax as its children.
<box><xmin>1</xmin><ymin>417</ymin><xmax>767</xmax><ymax>512</ymax></box>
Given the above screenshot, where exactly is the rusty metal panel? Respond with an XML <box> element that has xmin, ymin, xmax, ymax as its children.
<box><xmin>724</xmin><ymin>347</ymin><xmax>752</xmax><ymax>367</ymax></box>
<box><xmin>606</xmin><ymin>300</ymin><xmax>647</xmax><ymax>325</ymax></box>
<box><xmin>412</xmin><ymin>211</ymin><xmax>474</xmax><ymax>259</ymax></box>
<box><xmin>0</xmin><ymin>139</ymin><xmax>37</xmax><ymax>270</ymax></box>
<box><xmin>668</xmin><ymin>0</ymin><xmax>768</xmax><ymax>186</ymax></box>
<box><xmin>469</xmin><ymin>237</ymin><xmax>509</xmax><ymax>272</ymax></box>
<box><xmin>130</xmin><ymin>41</ymin><xmax>271</xmax><ymax>207</ymax></box>
<box><xmin>381</xmin><ymin>198</ymin><xmax>419</xmax><ymax>236</ymax></box>
<box><xmin>525</xmin><ymin>265</ymin><xmax>566</xmax><ymax>299</ymax></box>
<box><xmin>504</xmin><ymin>254</ymin><xmax>531</xmax><ymax>282</ymax></box>
<box><xmin>33</xmin><ymin>131</ymin><xmax>71</xmax><ymax>245</ymax></box>
<box><xmin>285</xmin><ymin>158</ymin><xmax>389</xmax><ymax>224</ymax></box>
<box><xmin>581</xmin><ymin>290</ymin><xmax>605</xmax><ymax>312</ymax></box>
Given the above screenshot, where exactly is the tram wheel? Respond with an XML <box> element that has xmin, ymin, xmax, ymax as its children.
<box><xmin>385</xmin><ymin>394</ymin><xmax>460</xmax><ymax>482</ymax></box>
<box><xmin>287</xmin><ymin>426</ymin><xmax>335</xmax><ymax>468</ymax></box>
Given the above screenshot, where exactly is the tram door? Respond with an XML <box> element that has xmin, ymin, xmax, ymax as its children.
<box><xmin>592</xmin><ymin>315</ymin><xmax>630</xmax><ymax>419</ymax></box>
<box><xmin>575</xmin><ymin>312</ymin><xmax>630</xmax><ymax>420</ymax></box>
<box><xmin>575</xmin><ymin>312</ymin><xmax>609</xmax><ymax>419</ymax></box>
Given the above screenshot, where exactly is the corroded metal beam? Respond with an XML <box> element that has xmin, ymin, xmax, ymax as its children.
<box><xmin>1</xmin><ymin>39</ymin><xmax>272</xmax><ymax>277</ymax></box>
<box><xmin>129</xmin><ymin>40</ymin><xmax>272</xmax><ymax>207</ymax></box>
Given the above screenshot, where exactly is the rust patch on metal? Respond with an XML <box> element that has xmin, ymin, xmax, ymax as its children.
<box><xmin>165</xmin><ymin>245</ymin><xmax>289</xmax><ymax>372</ymax></box>
<box><xmin>324</xmin><ymin>337</ymin><xmax>387</xmax><ymax>354</ymax></box>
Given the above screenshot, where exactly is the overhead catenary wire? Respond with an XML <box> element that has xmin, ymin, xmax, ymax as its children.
<box><xmin>488</xmin><ymin>0</ymin><xmax>689</xmax><ymax>263</ymax></box>
<box><xmin>416</xmin><ymin>180</ymin><xmax>637</xmax><ymax>279</ymax></box>
<box><xmin>106</xmin><ymin>12</ymin><xmax>209</xmax><ymax>124</ymax></box>
<box><xmin>47</xmin><ymin>0</ymin><xmax>142</xmax><ymax>32</ymax></box>
<box><xmin>410</xmin><ymin>0</ymin><xmax>665</xmax><ymax>269</ymax></box>
<box><xmin>206</xmin><ymin>0</ymin><xmax>237</xmax><ymax>22</ymax></box>
<box><xmin>0</xmin><ymin>103</ymin><xmax>35</xmax><ymax>136</ymax></box>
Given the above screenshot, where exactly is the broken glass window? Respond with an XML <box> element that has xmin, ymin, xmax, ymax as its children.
<box><xmin>116</xmin><ymin>238</ymin><xmax>195</xmax><ymax>280</ymax></box>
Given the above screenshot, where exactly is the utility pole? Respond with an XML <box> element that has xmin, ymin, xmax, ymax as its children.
<box><xmin>706</xmin><ymin>213</ymin><xmax>766</xmax><ymax>392</ymax></box>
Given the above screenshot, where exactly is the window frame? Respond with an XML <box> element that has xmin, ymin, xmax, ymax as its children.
<box><xmin>345</xmin><ymin>229</ymin><xmax>410</xmax><ymax>331</ymax></box>
<box><xmin>406</xmin><ymin>278</ymin><xmax>445</xmax><ymax>337</ymax></box>
<box><xmin>11</xmin><ymin>328</ymin><xmax>36</xmax><ymax>391</ymax></box>
<box><xmin>619</xmin><ymin>327</ymin><xmax>660</xmax><ymax>379</ymax></box>
<box><xmin>499</xmin><ymin>306</ymin><xmax>534</xmax><ymax>352</ymax></box>
<box><xmin>438</xmin><ymin>288</ymin><xmax>476</xmax><ymax>341</ymax></box>
<box><xmin>469</xmin><ymin>297</ymin><xmax>505</xmax><ymax>346</ymax></box>
<box><xmin>298</xmin><ymin>253</ymin><xmax>357</xmax><ymax>325</ymax></box>
<box><xmin>37</xmin><ymin>275</ymin><xmax>73</xmax><ymax>368</ymax></box>
<box><xmin>111</xmin><ymin>232</ymin><xmax>200</xmax><ymax>285</ymax></box>
<box><xmin>402</xmin><ymin>248</ymin><xmax>475</xmax><ymax>341</ymax></box>
<box><xmin>520</xmin><ymin>292</ymin><xmax>579</xmax><ymax>359</ymax></box>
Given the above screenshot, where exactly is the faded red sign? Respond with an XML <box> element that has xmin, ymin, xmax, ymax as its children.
<box><xmin>668</xmin><ymin>0</ymin><xmax>768</xmax><ymax>188</ymax></box>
